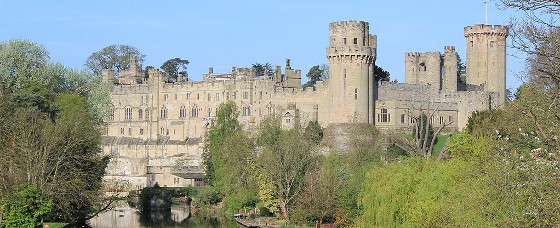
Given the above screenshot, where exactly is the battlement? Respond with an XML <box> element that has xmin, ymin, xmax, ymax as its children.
<box><xmin>329</xmin><ymin>20</ymin><xmax>368</xmax><ymax>30</ymax></box>
<box><xmin>464</xmin><ymin>24</ymin><xmax>508</xmax><ymax>37</ymax></box>
<box><xmin>405</xmin><ymin>51</ymin><xmax>440</xmax><ymax>58</ymax></box>
<box><xmin>444</xmin><ymin>46</ymin><xmax>455</xmax><ymax>52</ymax></box>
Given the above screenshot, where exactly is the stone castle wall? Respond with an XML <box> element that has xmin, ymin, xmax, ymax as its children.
<box><xmin>102</xmin><ymin>20</ymin><xmax>508</xmax><ymax>190</ymax></box>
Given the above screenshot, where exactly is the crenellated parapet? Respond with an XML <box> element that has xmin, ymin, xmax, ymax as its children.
<box><xmin>464</xmin><ymin>24</ymin><xmax>508</xmax><ymax>38</ymax></box>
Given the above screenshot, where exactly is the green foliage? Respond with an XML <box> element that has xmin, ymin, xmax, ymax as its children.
<box><xmin>252</xmin><ymin>62</ymin><xmax>274</xmax><ymax>77</ymax></box>
<box><xmin>139</xmin><ymin>186</ymin><xmax>174</xmax><ymax>211</ymax></box>
<box><xmin>160</xmin><ymin>57</ymin><xmax>189</xmax><ymax>82</ymax></box>
<box><xmin>303</xmin><ymin>121</ymin><xmax>323</xmax><ymax>146</ymax></box>
<box><xmin>374</xmin><ymin>65</ymin><xmax>390</xmax><ymax>81</ymax></box>
<box><xmin>0</xmin><ymin>39</ymin><xmax>49</xmax><ymax>93</ymax></box>
<box><xmin>203</xmin><ymin>101</ymin><xmax>241</xmax><ymax>185</ymax></box>
<box><xmin>195</xmin><ymin>186</ymin><xmax>222</xmax><ymax>205</ymax></box>
<box><xmin>84</xmin><ymin>44</ymin><xmax>146</xmax><ymax>75</ymax></box>
<box><xmin>303</xmin><ymin>65</ymin><xmax>325</xmax><ymax>89</ymax></box>
<box><xmin>0</xmin><ymin>185</ymin><xmax>52</xmax><ymax>228</ymax></box>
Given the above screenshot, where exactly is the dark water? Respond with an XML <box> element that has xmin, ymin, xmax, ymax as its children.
<box><xmin>88</xmin><ymin>202</ymin><xmax>237</xmax><ymax>228</ymax></box>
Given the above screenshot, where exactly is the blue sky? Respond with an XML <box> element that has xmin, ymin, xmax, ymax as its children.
<box><xmin>0</xmin><ymin>0</ymin><xmax>524</xmax><ymax>89</ymax></box>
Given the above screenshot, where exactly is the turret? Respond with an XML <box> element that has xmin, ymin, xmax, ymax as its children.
<box><xmin>326</xmin><ymin>21</ymin><xmax>376</xmax><ymax>123</ymax></box>
<box><xmin>443</xmin><ymin>46</ymin><xmax>458</xmax><ymax>91</ymax></box>
<box><xmin>464</xmin><ymin>24</ymin><xmax>508</xmax><ymax>105</ymax></box>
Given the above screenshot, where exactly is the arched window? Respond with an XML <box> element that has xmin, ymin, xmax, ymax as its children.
<box><xmin>180</xmin><ymin>106</ymin><xmax>186</xmax><ymax>118</ymax></box>
<box><xmin>161</xmin><ymin>106</ymin><xmax>168</xmax><ymax>119</ymax></box>
<box><xmin>192</xmin><ymin>105</ymin><xmax>198</xmax><ymax>118</ymax></box>
<box><xmin>125</xmin><ymin>107</ymin><xmax>132</xmax><ymax>120</ymax></box>
<box><xmin>377</xmin><ymin>108</ymin><xmax>390</xmax><ymax>123</ymax></box>
<box><xmin>138</xmin><ymin>109</ymin><xmax>143</xmax><ymax>119</ymax></box>
<box><xmin>145</xmin><ymin>108</ymin><xmax>150</xmax><ymax>120</ymax></box>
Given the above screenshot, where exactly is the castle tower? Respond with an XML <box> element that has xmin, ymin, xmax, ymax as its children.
<box><xmin>443</xmin><ymin>46</ymin><xmax>458</xmax><ymax>91</ymax></box>
<box><xmin>326</xmin><ymin>21</ymin><xmax>376</xmax><ymax>123</ymax></box>
<box><xmin>464</xmin><ymin>24</ymin><xmax>508</xmax><ymax>105</ymax></box>
<box><xmin>404</xmin><ymin>52</ymin><xmax>441</xmax><ymax>90</ymax></box>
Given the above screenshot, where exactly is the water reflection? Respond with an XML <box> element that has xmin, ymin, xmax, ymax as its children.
<box><xmin>88</xmin><ymin>201</ymin><xmax>232</xmax><ymax>228</ymax></box>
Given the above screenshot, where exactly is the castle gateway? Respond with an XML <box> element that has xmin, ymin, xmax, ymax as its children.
<box><xmin>102</xmin><ymin>21</ymin><xmax>508</xmax><ymax>189</ymax></box>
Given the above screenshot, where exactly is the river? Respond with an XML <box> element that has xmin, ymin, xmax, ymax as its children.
<box><xmin>88</xmin><ymin>201</ymin><xmax>237</xmax><ymax>228</ymax></box>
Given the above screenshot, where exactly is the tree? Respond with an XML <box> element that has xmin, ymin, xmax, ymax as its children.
<box><xmin>0</xmin><ymin>39</ymin><xmax>49</xmax><ymax>93</ymax></box>
<box><xmin>203</xmin><ymin>101</ymin><xmax>242</xmax><ymax>186</ymax></box>
<box><xmin>410</xmin><ymin>107</ymin><xmax>454</xmax><ymax>158</ymax></box>
<box><xmin>160</xmin><ymin>58</ymin><xmax>189</xmax><ymax>82</ymax></box>
<box><xmin>499</xmin><ymin>0</ymin><xmax>560</xmax><ymax>85</ymax></box>
<box><xmin>302</xmin><ymin>65</ymin><xmax>329</xmax><ymax>89</ymax></box>
<box><xmin>252</xmin><ymin>62</ymin><xmax>274</xmax><ymax>77</ymax></box>
<box><xmin>0</xmin><ymin>185</ymin><xmax>52</xmax><ymax>228</ymax></box>
<box><xmin>256</xmin><ymin>118</ymin><xmax>314</xmax><ymax>224</ymax></box>
<box><xmin>457</xmin><ymin>54</ymin><xmax>466</xmax><ymax>83</ymax></box>
<box><xmin>374</xmin><ymin>65</ymin><xmax>390</xmax><ymax>81</ymax></box>
<box><xmin>84</xmin><ymin>44</ymin><xmax>146</xmax><ymax>76</ymax></box>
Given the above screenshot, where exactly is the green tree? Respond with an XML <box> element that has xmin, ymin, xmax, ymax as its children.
<box><xmin>303</xmin><ymin>65</ymin><xmax>324</xmax><ymax>89</ymax></box>
<box><xmin>203</xmin><ymin>101</ymin><xmax>242</xmax><ymax>186</ymax></box>
<box><xmin>252</xmin><ymin>62</ymin><xmax>274</xmax><ymax>77</ymax></box>
<box><xmin>84</xmin><ymin>44</ymin><xmax>146</xmax><ymax>76</ymax></box>
<box><xmin>0</xmin><ymin>185</ymin><xmax>52</xmax><ymax>228</ymax></box>
<box><xmin>256</xmin><ymin>118</ymin><xmax>314</xmax><ymax>224</ymax></box>
<box><xmin>0</xmin><ymin>39</ymin><xmax>49</xmax><ymax>93</ymax></box>
<box><xmin>374</xmin><ymin>65</ymin><xmax>390</xmax><ymax>81</ymax></box>
<box><xmin>303</xmin><ymin>121</ymin><xmax>323</xmax><ymax>146</ymax></box>
<box><xmin>160</xmin><ymin>58</ymin><xmax>189</xmax><ymax>82</ymax></box>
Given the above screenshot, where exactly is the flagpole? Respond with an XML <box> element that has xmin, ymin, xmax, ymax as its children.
<box><xmin>484</xmin><ymin>0</ymin><xmax>488</xmax><ymax>24</ymax></box>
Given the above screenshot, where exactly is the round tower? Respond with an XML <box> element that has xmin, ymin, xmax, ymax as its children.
<box><xmin>326</xmin><ymin>21</ymin><xmax>377</xmax><ymax>123</ymax></box>
<box><xmin>464</xmin><ymin>24</ymin><xmax>508</xmax><ymax>105</ymax></box>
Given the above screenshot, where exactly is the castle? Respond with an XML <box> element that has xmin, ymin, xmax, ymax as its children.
<box><xmin>101</xmin><ymin>21</ymin><xmax>508</xmax><ymax>189</ymax></box>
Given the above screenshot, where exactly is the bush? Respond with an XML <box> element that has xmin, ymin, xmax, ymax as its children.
<box><xmin>0</xmin><ymin>185</ymin><xmax>52</xmax><ymax>228</ymax></box>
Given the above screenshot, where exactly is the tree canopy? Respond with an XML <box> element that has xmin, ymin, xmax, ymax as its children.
<box><xmin>252</xmin><ymin>62</ymin><xmax>274</xmax><ymax>77</ymax></box>
<box><xmin>160</xmin><ymin>58</ymin><xmax>189</xmax><ymax>82</ymax></box>
<box><xmin>84</xmin><ymin>44</ymin><xmax>146</xmax><ymax>76</ymax></box>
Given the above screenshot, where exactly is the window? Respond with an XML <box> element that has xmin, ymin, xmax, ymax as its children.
<box><xmin>470</xmin><ymin>40</ymin><xmax>474</xmax><ymax>48</ymax></box>
<box><xmin>109</xmin><ymin>110</ymin><xmax>115</xmax><ymax>121</ymax></box>
<box><xmin>343</xmin><ymin>69</ymin><xmax>347</xmax><ymax>89</ymax></box>
<box><xmin>138</xmin><ymin>109</ymin><xmax>143</xmax><ymax>119</ymax></box>
<box><xmin>180</xmin><ymin>106</ymin><xmax>186</xmax><ymax>118</ymax></box>
<box><xmin>164</xmin><ymin>94</ymin><xmax>168</xmax><ymax>101</ymax></box>
<box><xmin>160</xmin><ymin>127</ymin><xmax>165</xmax><ymax>135</ymax></box>
<box><xmin>343</xmin><ymin>38</ymin><xmax>347</xmax><ymax>45</ymax></box>
<box><xmin>207</xmin><ymin>107</ymin><xmax>211</xmax><ymax>117</ymax></box>
<box><xmin>449</xmin><ymin>116</ymin><xmax>453</xmax><ymax>122</ymax></box>
<box><xmin>120</xmin><ymin>128</ymin><xmax>124</xmax><ymax>135</ymax></box>
<box><xmin>140</xmin><ymin>128</ymin><xmax>144</xmax><ymax>135</ymax></box>
<box><xmin>232</xmin><ymin>92</ymin><xmax>236</xmax><ymax>100</ymax></box>
<box><xmin>286</xmin><ymin>118</ymin><xmax>291</xmax><ymax>123</ymax></box>
<box><xmin>145</xmin><ymin>108</ymin><xmax>150</xmax><ymax>120</ymax></box>
<box><xmin>259</xmin><ymin>91</ymin><xmax>263</xmax><ymax>99</ymax></box>
<box><xmin>401</xmin><ymin>114</ymin><xmax>406</xmax><ymax>124</ymax></box>
<box><xmin>215</xmin><ymin>93</ymin><xmax>220</xmax><ymax>101</ymax></box>
<box><xmin>377</xmin><ymin>108</ymin><xmax>390</xmax><ymax>123</ymax></box>
<box><xmin>128</xmin><ymin>128</ymin><xmax>132</xmax><ymax>135</ymax></box>
<box><xmin>440</xmin><ymin>116</ymin><xmax>445</xmax><ymax>124</ymax></box>
<box><xmin>242</xmin><ymin>106</ymin><xmax>247</xmax><ymax>116</ymax></box>
<box><xmin>197</xmin><ymin>93</ymin><xmax>200</xmax><ymax>100</ymax></box>
<box><xmin>186</xmin><ymin>93</ymin><xmax>191</xmax><ymax>100</ymax></box>
<box><xmin>192</xmin><ymin>105</ymin><xmax>198</xmax><ymax>118</ymax></box>
<box><xmin>207</xmin><ymin>94</ymin><xmax>211</xmax><ymax>101</ymax></box>
<box><xmin>243</xmin><ymin>91</ymin><xmax>249</xmax><ymax>99</ymax></box>
<box><xmin>226</xmin><ymin>92</ymin><xmax>230</xmax><ymax>100</ymax></box>
<box><xmin>490</xmin><ymin>41</ymin><xmax>494</xmax><ymax>48</ymax></box>
<box><xmin>166</xmin><ymin>129</ymin><xmax>169</xmax><ymax>136</ymax></box>
<box><xmin>248</xmin><ymin>106</ymin><xmax>252</xmax><ymax>116</ymax></box>
<box><xmin>354</xmin><ymin>88</ymin><xmax>358</xmax><ymax>100</ymax></box>
<box><xmin>353</xmin><ymin>38</ymin><xmax>358</xmax><ymax>44</ymax></box>
<box><xmin>175</xmin><ymin>94</ymin><xmax>177</xmax><ymax>100</ymax></box>
<box><xmin>161</xmin><ymin>106</ymin><xmax>168</xmax><ymax>119</ymax></box>
<box><xmin>125</xmin><ymin>107</ymin><xmax>132</xmax><ymax>120</ymax></box>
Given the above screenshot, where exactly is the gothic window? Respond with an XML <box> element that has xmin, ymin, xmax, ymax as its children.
<box><xmin>248</xmin><ymin>106</ymin><xmax>252</xmax><ymax>116</ymax></box>
<box><xmin>161</xmin><ymin>106</ymin><xmax>168</xmax><ymax>119</ymax></box>
<box><xmin>186</xmin><ymin>93</ymin><xmax>191</xmax><ymax>100</ymax></box>
<box><xmin>109</xmin><ymin>110</ymin><xmax>115</xmax><ymax>121</ymax></box>
<box><xmin>243</xmin><ymin>91</ymin><xmax>249</xmax><ymax>99</ymax></box>
<box><xmin>401</xmin><ymin>114</ymin><xmax>406</xmax><ymax>124</ymax></box>
<box><xmin>180</xmin><ymin>106</ymin><xmax>186</xmax><ymax>118</ymax></box>
<box><xmin>377</xmin><ymin>108</ymin><xmax>390</xmax><ymax>123</ymax></box>
<box><xmin>125</xmin><ymin>107</ymin><xmax>132</xmax><ymax>120</ymax></box>
<box><xmin>242</xmin><ymin>106</ymin><xmax>246</xmax><ymax>116</ymax></box>
<box><xmin>440</xmin><ymin>116</ymin><xmax>445</xmax><ymax>125</ymax></box>
<box><xmin>138</xmin><ymin>109</ymin><xmax>143</xmax><ymax>119</ymax></box>
<box><xmin>192</xmin><ymin>105</ymin><xmax>198</xmax><ymax>118</ymax></box>
<box><xmin>429</xmin><ymin>116</ymin><xmax>434</xmax><ymax>124</ymax></box>
<box><xmin>145</xmin><ymin>108</ymin><xmax>150</xmax><ymax>120</ymax></box>
<box><xmin>160</xmin><ymin>127</ymin><xmax>164</xmax><ymax>135</ymax></box>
